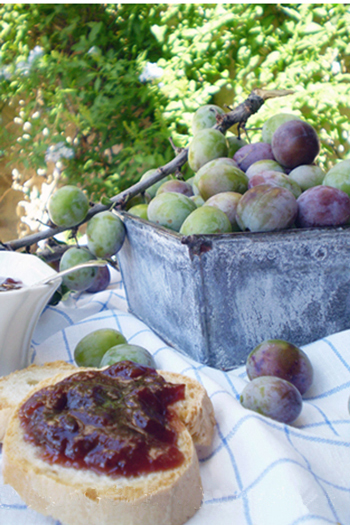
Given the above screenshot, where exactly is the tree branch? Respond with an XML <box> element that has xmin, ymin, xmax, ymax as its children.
<box><xmin>0</xmin><ymin>89</ymin><xmax>293</xmax><ymax>253</ymax></box>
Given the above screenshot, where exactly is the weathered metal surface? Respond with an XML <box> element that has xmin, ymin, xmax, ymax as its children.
<box><xmin>117</xmin><ymin>212</ymin><xmax>350</xmax><ymax>370</ymax></box>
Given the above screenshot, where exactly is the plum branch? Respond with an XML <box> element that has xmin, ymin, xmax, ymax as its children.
<box><xmin>0</xmin><ymin>89</ymin><xmax>293</xmax><ymax>254</ymax></box>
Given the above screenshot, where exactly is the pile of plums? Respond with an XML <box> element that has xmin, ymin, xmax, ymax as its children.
<box><xmin>129</xmin><ymin>106</ymin><xmax>350</xmax><ymax>236</ymax></box>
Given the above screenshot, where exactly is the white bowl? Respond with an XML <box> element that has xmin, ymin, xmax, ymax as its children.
<box><xmin>0</xmin><ymin>251</ymin><xmax>61</xmax><ymax>376</ymax></box>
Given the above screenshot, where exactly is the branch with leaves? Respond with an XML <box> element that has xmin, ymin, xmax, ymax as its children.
<box><xmin>0</xmin><ymin>89</ymin><xmax>293</xmax><ymax>255</ymax></box>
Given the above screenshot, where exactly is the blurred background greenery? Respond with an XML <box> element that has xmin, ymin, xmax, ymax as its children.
<box><xmin>1</xmin><ymin>3</ymin><xmax>350</xmax><ymax>239</ymax></box>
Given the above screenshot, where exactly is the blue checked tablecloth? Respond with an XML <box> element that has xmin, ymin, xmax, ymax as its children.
<box><xmin>0</xmin><ymin>266</ymin><xmax>350</xmax><ymax>525</ymax></box>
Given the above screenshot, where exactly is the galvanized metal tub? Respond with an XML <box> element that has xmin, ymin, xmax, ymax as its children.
<box><xmin>117</xmin><ymin>212</ymin><xmax>350</xmax><ymax>370</ymax></box>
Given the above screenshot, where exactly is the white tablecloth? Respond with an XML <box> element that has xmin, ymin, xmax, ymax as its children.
<box><xmin>1</xmin><ymin>267</ymin><xmax>350</xmax><ymax>525</ymax></box>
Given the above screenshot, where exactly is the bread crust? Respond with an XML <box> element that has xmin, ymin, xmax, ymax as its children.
<box><xmin>2</xmin><ymin>365</ymin><xmax>214</xmax><ymax>525</ymax></box>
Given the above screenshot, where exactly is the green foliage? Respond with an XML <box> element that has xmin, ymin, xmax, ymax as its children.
<box><xmin>0</xmin><ymin>4</ymin><xmax>350</xmax><ymax>201</ymax></box>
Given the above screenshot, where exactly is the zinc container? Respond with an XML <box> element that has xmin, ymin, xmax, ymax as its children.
<box><xmin>117</xmin><ymin>212</ymin><xmax>350</xmax><ymax>370</ymax></box>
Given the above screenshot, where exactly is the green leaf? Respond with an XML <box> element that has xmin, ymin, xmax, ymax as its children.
<box><xmin>89</xmin><ymin>21</ymin><xmax>103</xmax><ymax>42</ymax></box>
<box><xmin>150</xmin><ymin>24</ymin><xmax>167</xmax><ymax>43</ymax></box>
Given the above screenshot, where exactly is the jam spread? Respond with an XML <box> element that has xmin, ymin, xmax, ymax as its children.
<box><xmin>19</xmin><ymin>361</ymin><xmax>186</xmax><ymax>477</ymax></box>
<box><xmin>0</xmin><ymin>277</ymin><xmax>23</xmax><ymax>292</ymax></box>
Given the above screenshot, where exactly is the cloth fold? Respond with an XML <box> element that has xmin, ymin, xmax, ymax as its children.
<box><xmin>1</xmin><ymin>268</ymin><xmax>349</xmax><ymax>525</ymax></box>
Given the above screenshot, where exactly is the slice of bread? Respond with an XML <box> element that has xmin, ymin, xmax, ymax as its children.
<box><xmin>2</xmin><ymin>364</ymin><xmax>216</xmax><ymax>525</ymax></box>
<box><xmin>0</xmin><ymin>360</ymin><xmax>76</xmax><ymax>442</ymax></box>
<box><xmin>0</xmin><ymin>362</ymin><xmax>216</xmax><ymax>447</ymax></box>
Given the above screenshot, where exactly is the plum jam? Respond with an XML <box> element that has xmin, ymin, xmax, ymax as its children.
<box><xmin>19</xmin><ymin>361</ymin><xmax>186</xmax><ymax>477</ymax></box>
<box><xmin>0</xmin><ymin>277</ymin><xmax>23</xmax><ymax>292</ymax></box>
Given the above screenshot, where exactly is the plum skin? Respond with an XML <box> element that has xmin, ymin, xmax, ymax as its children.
<box><xmin>235</xmin><ymin>184</ymin><xmax>298</xmax><ymax>233</ymax></box>
<box><xmin>240</xmin><ymin>376</ymin><xmax>303</xmax><ymax>424</ymax></box>
<box><xmin>296</xmin><ymin>185</ymin><xmax>350</xmax><ymax>228</ymax></box>
<box><xmin>271</xmin><ymin>120</ymin><xmax>320</xmax><ymax>169</ymax></box>
<box><xmin>246</xmin><ymin>339</ymin><xmax>313</xmax><ymax>395</ymax></box>
<box><xmin>233</xmin><ymin>142</ymin><xmax>275</xmax><ymax>172</ymax></box>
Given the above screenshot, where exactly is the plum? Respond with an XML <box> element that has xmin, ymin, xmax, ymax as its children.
<box><xmin>204</xmin><ymin>192</ymin><xmax>242</xmax><ymax>231</ymax></box>
<box><xmin>99</xmin><ymin>344</ymin><xmax>156</xmax><ymax>369</ymax></box>
<box><xmin>235</xmin><ymin>184</ymin><xmax>298</xmax><ymax>233</ymax></box>
<box><xmin>128</xmin><ymin>203</ymin><xmax>149</xmax><ymax>219</ymax></box>
<box><xmin>180</xmin><ymin>206</ymin><xmax>232</xmax><ymax>235</ymax></box>
<box><xmin>246</xmin><ymin>339</ymin><xmax>313</xmax><ymax>395</ymax></box>
<box><xmin>271</xmin><ymin>120</ymin><xmax>320</xmax><ymax>169</ymax></box>
<box><xmin>156</xmin><ymin>179</ymin><xmax>194</xmax><ymax>197</ymax></box>
<box><xmin>248</xmin><ymin>170</ymin><xmax>302</xmax><ymax>198</ymax></box>
<box><xmin>322</xmin><ymin>159</ymin><xmax>350</xmax><ymax>197</ymax></box>
<box><xmin>233</xmin><ymin>142</ymin><xmax>275</xmax><ymax>172</ymax></box>
<box><xmin>147</xmin><ymin>192</ymin><xmax>196</xmax><ymax>232</ymax></box>
<box><xmin>240</xmin><ymin>376</ymin><xmax>303</xmax><ymax>424</ymax></box>
<box><xmin>87</xmin><ymin>211</ymin><xmax>126</xmax><ymax>258</ymax></box>
<box><xmin>296</xmin><ymin>185</ymin><xmax>350</xmax><ymax>228</ymax></box>
<box><xmin>48</xmin><ymin>185</ymin><xmax>89</xmax><ymax>228</ymax></box>
<box><xmin>188</xmin><ymin>128</ymin><xmax>228</xmax><ymax>172</ymax></box>
<box><xmin>288</xmin><ymin>164</ymin><xmax>326</xmax><ymax>191</ymax></box>
<box><xmin>194</xmin><ymin>157</ymin><xmax>248</xmax><ymax>200</ymax></box>
<box><xmin>245</xmin><ymin>159</ymin><xmax>285</xmax><ymax>179</ymax></box>
<box><xmin>74</xmin><ymin>328</ymin><xmax>127</xmax><ymax>367</ymax></box>
<box><xmin>192</xmin><ymin>104</ymin><xmax>225</xmax><ymax>135</ymax></box>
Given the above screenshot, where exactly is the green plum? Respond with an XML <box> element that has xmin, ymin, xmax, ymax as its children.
<box><xmin>226</xmin><ymin>134</ymin><xmax>247</xmax><ymax>157</ymax></box>
<box><xmin>194</xmin><ymin>157</ymin><xmax>248</xmax><ymax>200</ymax></box>
<box><xmin>191</xmin><ymin>104</ymin><xmax>225</xmax><ymax>135</ymax></box>
<box><xmin>288</xmin><ymin>164</ymin><xmax>326</xmax><ymax>191</ymax></box>
<box><xmin>99</xmin><ymin>343</ymin><xmax>156</xmax><ymax>368</ymax></box>
<box><xmin>180</xmin><ymin>206</ymin><xmax>232</xmax><ymax>235</ymax></box>
<box><xmin>87</xmin><ymin>211</ymin><xmax>125</xmax><ymax>258</ymax></box>
<box><xmin>74</xmin><ymin>328</ymin><xmax>127</xmax><ymax>367</ymax></box>
<box><xmin>322</xmin><ymin>159</ymin><xmax>350</xmax><ymax>197</ymax></box>
<box><xmin>191</xmin><ymin>194</ymin><xmax>205</xmax><ymax>207</ymax></box>
<box><xmin>188</xmin><ymin>128</ymin><xmax>228</xmax><ymax>172</ymax></box>
<box><xmin>147</xmin><ymin>192</ymin><xmax>196</xmax><ymax>232</ymax></box>
<box><xmin>59</xmin><ymin>247</ymin><xmax>97</xmax><ymax>292</ymax></box>
<box><xmin>48</xmin><ymin>185</ymin><xmax>89</xmax><ymax>228</ymax></box>
<box><xmin>128</xmin><ymin>203</ymin><xmax>149</xmax><ymax>219</ymax></box>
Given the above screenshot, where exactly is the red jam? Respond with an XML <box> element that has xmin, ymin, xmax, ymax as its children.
<box><xmin>0</xmin><ymin>277</ymin><xmax>23</xmax><ymax>292</ymax></box>
<box><xmin>19</xmin><ymin>361</ymin><xmax>186</xmax><ymax>477</ymax></box>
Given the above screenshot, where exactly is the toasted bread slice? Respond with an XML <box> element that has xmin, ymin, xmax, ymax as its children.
<box><xmin>3</xmin><ymin>366</ymin><xmax>211</xmax><ymax>525</ymax></box>
<box><xmin>0</xmin><ymin>360</ymin><xmax>76</xmax><ymax>442</ymax></box>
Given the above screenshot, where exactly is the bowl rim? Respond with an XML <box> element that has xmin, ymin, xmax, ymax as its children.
<box><xmin>0</xmin><ymin>251</ymin><xmax>59</xmax><ymax>292</ymax></box>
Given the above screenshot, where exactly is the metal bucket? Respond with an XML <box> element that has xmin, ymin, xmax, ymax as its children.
<box><xmin>117</xmin><ymin>212</ymin><xmax>350</xmax><ymax>370</ymax></box>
